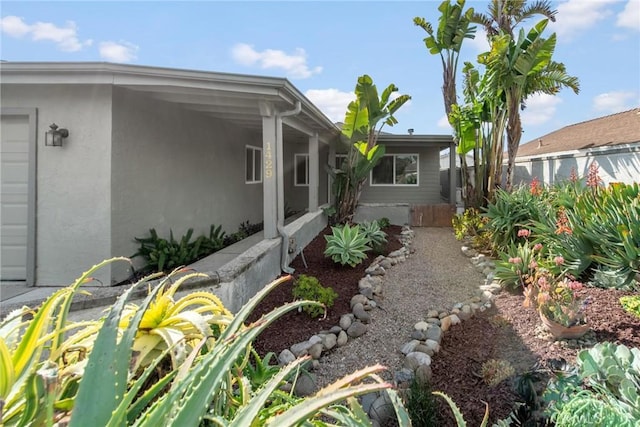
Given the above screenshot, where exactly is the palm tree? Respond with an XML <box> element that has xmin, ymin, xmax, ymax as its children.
<box><xmin>471</xmin><ymin>0</ymin><xmax>557</xmax><ymax>38</ymax></box>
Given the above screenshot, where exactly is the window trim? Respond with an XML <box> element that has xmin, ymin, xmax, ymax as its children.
<box><xmin>245</xmin><ymin>145</ymin><xmax>263</xmax><ymax>184</ymax></box>
<box><xmin>294</xmin><ymin>153</ymin><xmax>309</xmax><ymax>187</ymax></box>
<box><xmin>370</xmin><ymin>153</ymin><xmax>419</xmax><ymax>187</ymax></box>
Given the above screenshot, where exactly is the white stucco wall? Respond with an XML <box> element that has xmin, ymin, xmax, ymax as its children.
<box><xmin>513</xmin><ymin>145</ymin><xmax>640</xmax><ymax>187</ymax></box>
<box><xmin>1</xmin><ymin>84</ymin><xmax>113</xmax><ymax>285</ymax></box>
<box><xmin>110</xmin><ymin>88</ymin><xmax>263</xmax><ymax>281</ymax></box>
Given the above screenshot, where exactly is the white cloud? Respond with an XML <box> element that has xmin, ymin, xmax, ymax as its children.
<box><xmin>550</xmin><ymin>0</ymin><xmax>617</xmax><ymax>40</ymax></box>
<box><xmin>231</xmin><ymin>43</ymin><xmax>322</xmax><ymax>79</ymax></box>
<box><xmin>521</xmin><ymin>93</ymin><xmax>563</xmax><ymax>126</ymax></box>
<box><xmin>617</xmin><ymin>0</ymin><xmax>640</xmax><ymax>31</ymax></box>
<box><xmin>592</xmin><ymin>91</ymin><xmax>637</xmax><ymax>113</ymax></box>
<box><xmin>466</xmin><ymin>27</ymin><xmax>490</xmax><ymax>53</ymax></box>
<box><xmin>437</xmin><ymin>114</ymin><xmax>450</xmax><ymax>128</ymax></box>
<box><xmin>0</xmin><ymin>15</ymin><xmax>92</xmax><ymax>52</ymax></box>
<box><xmin>305</xmin><ymin>88</ymin><xmax>354</xmax><ymax>122</ymax></box>
<box><xmin>99</xmin><ymin>41</ymin><xmax>138</xmax><ymax>62</ymax></box>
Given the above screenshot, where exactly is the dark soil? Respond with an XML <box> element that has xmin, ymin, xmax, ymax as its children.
<box><xmin>248</xmin><ymin>226</ymin><xmax>640</xmax><ymax>426</ymax></box>
<box><xmin>249</xmin><ymin>225</ymin><xmax>403</xmax><ymax>356</ymax></box>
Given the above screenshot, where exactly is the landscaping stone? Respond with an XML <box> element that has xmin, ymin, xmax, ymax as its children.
<box><xmin>339</xmin><ymin>314</ymin><xmax>353</xmax><ymax>330</ymax></box>
<box><xmin>440</xmin><ymin>316</ymin><xmax>452</xmax><ymax>332</ymax></box>
<box><xmin>369</xmin><ymin>393</ymin><xmax>395</xmax><ymax>425</ymax></box>
<box><xmin>416</xmin><ymin>365</ymin><xmax>433</xmax><ymax>384</ymax></box>
<box><xmin>350</xmin><ymin>294</ymin><xmax>369</xmax><ymax>309</ymax></box>
<box><xmin>337</xmin><ymin>330</ymin><xmax>348</xmax><ymax>346</ymax></box>
<box><xmin>290</xmin><ymin>341</ymin><xmax>312</xmax><ymax>357</ymax></box>
<box><xmin>352</xmin><ymin>303</ymin><xmax>371</xmax><ymax>323</ymax></box>
<box><xmin>425</xmin><ymin>325</ymin><xmax>442</xmax><ymax>344</ymax></box>
<box><xmin>278</xmin><ymin>349</ymin><xmax>295</xmax><ymax>365</ymax></box>
<box><xmin>293</xmin><ymin>373</ymin><xmax>317</xmax><ymax>397</ymax></box>
<box><xmin>414</xmin><ymin>344</ymin><xmax>434</xmax><ymax>356</ymax></box>
<box><xmin>309</xmin><ymin>343</ymin><xmax>323</xmax><ymax>359</ymax></box>
<box><xmin>414</xmin><ymin>321</ymin><xmax>429</xmax><ymax>331</ymax></box>
<box><xmin>411</xmin><ymin>330</ymin><xmax>426</xmax><ymax>340</ymax></box>
<box><xmin>405</xmin><ymin>351</ymin><xmax>431</xmax><ymax>370</ymax></box>
<box><xmin>400</xmin><ymin>340</ymin><xmax>420</xmax><ymax>355</ymax></box>
<box><xmin>347</xmin><ymin>321</ymin><xmax>367</xmax><ymax>338</ymax></box>
<box><xmin>322</xmin><ymin>333</ymin><xmax>337</xmax><ymax>350</ymax></box>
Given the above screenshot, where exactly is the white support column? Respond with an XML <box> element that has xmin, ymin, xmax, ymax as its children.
<box><xmin>260</xmin><ymin>102</ymin><xmax>278</xmax><ymax>239</ymax></box>
<box><xmin>275</xmin><ymin>116</ymin><xmax>285</xmax><ymax>228</ymax></box>
<box><xmin>308</xmin><ymin>132</ymin><xmax>319</xmax><ymax>212</ymax></box>
<box><xmin>449</xmin><ymin>141</ymin><xmax>457</xmax><ymax>205</ymax></box>
<box><xmin>328</xmin><ymin>145</ymin><xmax>336</xmax><ymax>205</ymax></box>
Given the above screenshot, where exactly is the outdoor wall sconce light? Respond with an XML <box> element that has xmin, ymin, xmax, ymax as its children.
<box><xmin>45</xmin><ymin>123</ymin><xmax>69</xmax><ymax>147</ymax></box>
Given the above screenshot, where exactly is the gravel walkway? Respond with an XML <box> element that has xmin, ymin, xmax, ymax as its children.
<box><xmin>314</xmin><ymin>227</ymin><xmax>487</xmax><ymax>387</ymax></box>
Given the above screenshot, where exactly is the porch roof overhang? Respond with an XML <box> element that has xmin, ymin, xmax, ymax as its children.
<box><xmin>0</xmin><ymin>62</ymin><xmax>340</xmax><ymax>144</ymax></box>
<box><xmin>377</xmin><ymin>134</ymin><xmax>453</xmax><ymax>148</ymax></box>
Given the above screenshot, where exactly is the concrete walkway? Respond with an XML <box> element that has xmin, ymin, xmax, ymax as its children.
<box><xmin>0</xmin><ymin>230</ymin><xmax>266</xmax><ymax>319</ymax></box>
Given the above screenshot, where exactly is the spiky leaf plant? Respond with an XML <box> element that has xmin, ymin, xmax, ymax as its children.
<box><xmin>324</xmin><ymin>223</ymin><xmax>371</xmax><ymax>267</ymax></box>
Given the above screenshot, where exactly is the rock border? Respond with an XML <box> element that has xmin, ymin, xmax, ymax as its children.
<box><xmin>276</xmin><ymin>228</ymin><xmax>414</xmax><ymax>400</ymax></box>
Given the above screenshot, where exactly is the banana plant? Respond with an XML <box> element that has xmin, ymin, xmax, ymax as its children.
<box><xmin>330</xmin><ymin>74</ymin><xmax>410</xmax><ymax>223</ymax></box>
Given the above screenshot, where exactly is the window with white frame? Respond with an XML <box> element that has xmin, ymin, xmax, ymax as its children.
<box><xmin>245</xmin><ymin>145</ymin><xmax>262</xmax><ymax>184</ymax></box>
<box><xmin>294</xmin><ymin>153</ymin><xmax>309</xmax><ymax>186</ymax></box>
<box><xmin>335</xmin><ymin>154</ymin><xmax>347</xmax><ymax>170</ymax></box>
<box><xmin>371</xmin><ymin>154</ymin><xmax>419</xmax><ymax>186</ymax></box>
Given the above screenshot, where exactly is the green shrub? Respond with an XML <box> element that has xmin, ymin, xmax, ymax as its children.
<box><xmin>132</xmin><ymin>225</ymin><xmax>227</xmax><ymax>273</ymax></box>
<box><xmin>359</xmin><ymin>220</ymin><xmax>388</xmax><ymax>251</ymax></box>
<box><xmin>324</xmin><ymin>223</ymin><xmax>371</xmax><ymax>267</ymax></box>
<box><xmin>452</xmin><ymin>208</ymin><xmax>483</xmax><ymax>241</ymax></box>
<box><xmin>620</xmin><ymin>295</ymin><xmax>640</xmax><ymax>318</ymax></box>
<box><xmin>377</xmin><ymin>217</ymin><xmax>391</xmax><ymax>229</ymax></box>
<box><xmin>292</xmin><ymin>275</ymin><xmax>338</xmax><ymax>318</ymax></box>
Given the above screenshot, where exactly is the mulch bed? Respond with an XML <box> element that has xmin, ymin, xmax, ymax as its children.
<box><xmin>248</xmin><ymin>226</ymin><xmax>640</xmax><ymax>426</ymax></box>
<box><xmin>430</xmin><ymin>287</ymin><xmax>640</xmax><ymax>425</ymax></box>
<box><xmin>248</xmin><ymin>225</ymin><xmax>403</xmax><ymax>356</ymax></box>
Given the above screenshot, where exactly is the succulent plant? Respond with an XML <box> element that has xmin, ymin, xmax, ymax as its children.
<box><xmin>324</xmin><ymin>223</ymin><xmax>371</xmax><ymax>267</ymax></box>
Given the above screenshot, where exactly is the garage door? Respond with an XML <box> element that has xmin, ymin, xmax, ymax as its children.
<box><xmin>1</xmin><ymin>114</ymin><xmax>30</xmax><ymax>280</ymax></box>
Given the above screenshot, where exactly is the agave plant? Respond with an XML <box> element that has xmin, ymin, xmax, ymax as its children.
<box><xmin>359</xmin><ymin>220</ymin><xmax>388</xmax><ymax>250</ymax></box>
<box><xmin>324</xmin><ymin>223</ymin><xmax>371</xmax><ymax>267</ymax></box>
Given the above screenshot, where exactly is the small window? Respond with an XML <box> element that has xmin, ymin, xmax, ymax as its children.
<box><xmin>246</xmin><ymin>145</ymin><xmax>262</xmax><ymax>184</ymax></box>
<box><xmin>294</xmin><ymin>153</ymin><xmax>309</xmax><ymax>186</ymax></box>
<box><xmin>371</xmin><ymin>154</ymin><xmax>419</xmax><ymax>186</ymax></box>
<box><xmin>335</xmin><ymin>154</ymin><xmax>347</xmax><ymax>170</ymax></box>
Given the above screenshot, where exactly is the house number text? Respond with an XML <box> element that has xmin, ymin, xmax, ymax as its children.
<box><xmin>265</xmin><ymin>142</ymin><xmax>273</xmax><ymax>178</ymax></box>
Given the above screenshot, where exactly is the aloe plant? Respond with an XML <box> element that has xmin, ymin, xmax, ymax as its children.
<box><xmin>324</xmin><ymin>223</ymin><xmax>371</xmax><ymax>267</ymax></box>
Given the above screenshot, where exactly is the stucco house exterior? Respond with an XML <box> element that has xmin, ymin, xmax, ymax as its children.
<box><xmin>513</xmin><ymin>108</ymin><xmax>640</xmax><ymax>186</ymax></box>
<box><xmin>1</xmin><ymin>62</ymin><xmax>455</xmax><ymax>295</ymax></box>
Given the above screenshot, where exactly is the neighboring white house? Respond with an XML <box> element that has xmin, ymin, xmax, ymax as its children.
<box><xmin>513</xmin><ymin>108</ymin><xmax>640</xmax><ymax>186</ymax></box>
<box><xmin>0</xmin><ymin>62</ymin><xmax>457</xmax><ymax>289</ymax></box>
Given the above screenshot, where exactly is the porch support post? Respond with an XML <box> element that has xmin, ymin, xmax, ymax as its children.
<box><xmin>260</xmin><ymin>101</ymin><xmax>278</xmax><ymax>239</ymax></box>
<box><xmin>308</xmin><ymin>132</ymin><xmax>319</xmax><ymax>211</ymax></box>
<box><xmin>328</xmin><ymin>145</ymin><xmax>336</xmax><ymax>205</ymax></box>
<box><xmin>449</xmin><ymin>141</ymin><xmax>457</xmax><ymax>205</ymax></box>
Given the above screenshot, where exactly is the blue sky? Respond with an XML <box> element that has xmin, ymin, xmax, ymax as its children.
<box><xmin>1</xmin><ymin>0</ymin><xmax>639</xmax><ymax>143</ymax></box>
